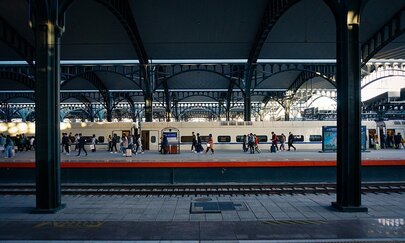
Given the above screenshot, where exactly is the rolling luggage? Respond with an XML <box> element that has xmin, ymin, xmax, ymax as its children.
<box><xmin>125</xmin><ymin>148</ymin><xmax>132</xmax><ymax>157</ymax></box>
<box><xmin>270</xmin><ymin>144</ymin><xmax>276</xmax><ymax>153</ymax></box>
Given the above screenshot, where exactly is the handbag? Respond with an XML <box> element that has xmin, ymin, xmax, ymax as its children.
<box><xmin>90</xmin><ymin>144</ymin><xmax>95</xmax><ymax>150</ymax></box>
<box><xmin>207</xmin><ymin>143</ymin><xmax>210</xmax><ymax>148</ymax></box>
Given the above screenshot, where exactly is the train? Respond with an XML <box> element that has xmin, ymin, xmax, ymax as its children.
<box><xmin>1</xmin><ymin>120</ymin><xmax>404</xmax><ymax>152</ymax></box>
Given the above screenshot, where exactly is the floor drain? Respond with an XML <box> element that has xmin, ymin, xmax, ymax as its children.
<box><xmin>193</xmin><ymin>197</ymin><xmax>212</xmax><ymax>202</ymax></box>
<box><xmin>190</xmin><ymin>201</ymin><xmax>248</xmax><ymax>213</ymax></box>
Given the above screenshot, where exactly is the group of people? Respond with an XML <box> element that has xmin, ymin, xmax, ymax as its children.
<box><xmin>0</xmin><ymin>133</ymin><xmax>35</xmax><ymax>158</ymax></box>
<box><xmin>190</xmin><ymin>132</ymin><xmax>214</xmax><ymax>154</ymax></box>
<box><xmin>271</xmin><ymin>132</ymin><xmax>297</xmax><ymax>152</ymax></box>
<box><xmin>242</xmin><ymin>132</ymin><xmax>297</xmax><ymax>153</ymax></box>
<box><xmin>107</xmin><ymin>133</ymin><xmax>143</xmax><ymax>156</ymax></box>
<box><xmin>372</xmin><ymin>132</ymin><xmax>404</xmax><ymax>149</ymax></box>
<box><xmin>61</xmin><ymin>132</ymin><xmax>94</xmax><ymax>156</ymax></box>
<box><xmin>242</xmin><ymin>133</ymin><xmax>261</xmax><ymax>154</ymax></box>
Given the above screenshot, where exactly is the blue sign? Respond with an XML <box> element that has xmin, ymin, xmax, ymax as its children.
<box><xmin>322</xmin><ymin>126</ymin><xmax>337</xmax><ymax>152</ymax></box>
<box><xmin>322</xmin><ymin>126</ymin><xmax>367</xmax><ymax>152</ymax></box>
<box><xmin>163</xmin><ymin>132</ymin><xmax>177</xmax><ymax>138</ymax></box>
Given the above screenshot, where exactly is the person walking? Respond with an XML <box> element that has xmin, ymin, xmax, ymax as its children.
<box><xmin>205</xmin><ymin>134</ymin><xmax>214</xmax><ymax>154</ymax></box>
<box><xmin>279</xmin><ymin>133</ymin><xmax>286</xmax><ymax>151</ymax></box>
<box><xmin>287</xmin><ymin>132</ymin><xmax>296</xmax><ymax>151</ymax></box>
<box><xmin>91</xmin><ymin>134</ymin><xmax>97</xmax><ymax>152</ymax></box>
<box><xmin>242</xmin><ymin>134</ymin><xmax>248</xmax><ymax>152</ymax></box>
<box><xmin>76</xmin><ymin>133</ymin><xmax>87</xmax><ymax>156</ymax></box>
<box><xmin>271</xmin><ymin>132</ymin><xmax>278</xmax><ymax>152</ymax></box>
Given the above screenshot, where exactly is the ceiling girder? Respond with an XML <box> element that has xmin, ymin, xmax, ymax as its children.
<box><xmin>361</xmin><ymin>7</ymin><xmax>405</xmax><ymax>66</ymax></box>
<box><xmin>0</xmin><ymin>16</ymin><xmax>35</xmax><ymax>66</ymax></box>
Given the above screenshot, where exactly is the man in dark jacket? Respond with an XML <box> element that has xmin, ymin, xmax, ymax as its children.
<box><xmin>76</xmin><ymin>133</ymin><xmax>87</xmax><ymax>156</ymax></box>
<box><xmin>287</xmin><ymin>132</ymin><xmax>296</xmax><ymax>151</ymax></box>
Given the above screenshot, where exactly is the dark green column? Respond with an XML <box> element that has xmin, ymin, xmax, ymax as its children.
<box><xmin>144</xmin><ymin>66</ymin><xmax>153</xmax><ymax>122</ymax></box>
<box><xmin>332</xmin><ymin>1</ymin><xmax>367</xmax><ymax>212</ymax></box>
<box><xmin>105</xmin><ymin>92</ymin><xmax>114</xmax><ymax>122</ymax></box>
<box><xmin>284</xmin><ymin>98</ymin><xmax>292</xmax><ymax>121</ymax></box>
<box><xmin>33</xmin><ymin>2</ymin><xmax>64</xmax><ymax>213</ymax></box>
<box><xmin>243</xmin><ymin>65</ymin><xmax>252</xmax><ymax>121</ymax></box>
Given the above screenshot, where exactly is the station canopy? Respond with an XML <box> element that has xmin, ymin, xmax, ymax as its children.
<box><xmin>0</xmin><ymin>0</ymin><xmax>404</xmax><ymax>106</ymax></box>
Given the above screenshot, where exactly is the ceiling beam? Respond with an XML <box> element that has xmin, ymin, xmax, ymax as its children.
<box><xmin>0</xmin><ymin>16</ymin><xmax>35</xmax><ymax>67</ymax></box>
<box><xmin>361</xmin><ymin>7</ymin><xmax>405</xmax><ymax>66</ymax></box>
<box><xmin>95</xmin><ymin>0</ymin><xmax>149</xmax><ymax>66</ymax></box>
<box><xmin>0</xmin><ymin>70</ymin><xmax>35</xmax><ymax>89</ymax></box>
<box><xmin>247</xmin><ymin>0</ymin><xmax>299</xmax><ymax>66</ymax></box>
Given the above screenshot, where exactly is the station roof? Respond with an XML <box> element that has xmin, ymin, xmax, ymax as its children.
<box><xmin>0</xmin><ymin>0</ymin><xmax>404</xmax><ymax>105</ymax></box>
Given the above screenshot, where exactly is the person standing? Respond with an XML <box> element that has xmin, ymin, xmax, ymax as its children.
<box><xmin>196</xmin><ymin>133</ymin><xmax>202</xmax><ymax>153</ymax></box>
<box><xmin>5</xmin><ymin>135</ymin><xmax>14</xmax><ymax>158</ymax></box>
<box><xmin>0</xmin><ymin>134</ymin><xmax>5</xmax><ymax>154</ymax></box>
<box><xmin>205</xmin><ymin>134</ymin><xmax>214</xmax><ymax>154</ymax></box>
<box><xmin>135</xmin><ymin>134</ymin><xmax>143</xmax><ymax>154</ymax></box>
<box><xmin>111</xmin><ymin>134</ymin><xmax>118</xmax><ymax>153</ymax></box>
<box><xmin>121</xmin><ymin>135</ymin><xmax>128</xmax><ymax>154</ymax></box>
<box><xmin>107</xmin><ymin>135</ymin><xmax>112</xmax><ymax>152</ymax></box>
<box><xmin>242</xmin><ymin>134</ymin><xmax>248</xmax><ymax>152</ymax></box>
<box><xmin>76</xmin><ymin>133</ymin><xmax>87</xmax><ymax>156</ymax></box>
<box><xmin>254</xmin><ymin>134</ymin><xmax>261</xmax><ymax>153</ymax></box>
<box><xmin>248</xmin><ymin>133</ymin><xmax>255</xmax><ymax>154</ymax></box>
<box><xmin>74</xmin><ymin>133</ymin><xmax>79</xmax><ymax>151</ymax></box>
<box><xmin>191</xmin><ymin>132</ymin><xmax>197</xmax><ymax>152</ymax></box>
<box><xmin>394</xmin><ymin>132</ymin><xmax>402</xmax><ymax>149</ymax></box>
<box><xmin>287</xmin><ymin>132</ymin><xmax>296</xmax><ymax>151</ymax></box>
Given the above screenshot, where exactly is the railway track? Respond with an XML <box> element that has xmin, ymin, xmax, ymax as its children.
<box><xmin>1</xmin><ymin>182</ymin><xmax>405</xmax><ymax>195</ymax></box>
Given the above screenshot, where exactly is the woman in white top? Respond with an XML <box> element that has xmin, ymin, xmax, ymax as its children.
<box><xmin>91</xmin><ymin>134</ymin><xmax>97</xmax><ymax>152</ymax></box>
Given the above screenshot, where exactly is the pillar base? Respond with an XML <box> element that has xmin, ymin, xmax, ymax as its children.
<box><xmin>331</xmin><ymin>202</ymin><xmax>368</xmax><ymax>212</ymax></box>
<box><xmin>31</xmin><ymin>204</ymin><xmax>66</xmax><ymax>214</ymax></box>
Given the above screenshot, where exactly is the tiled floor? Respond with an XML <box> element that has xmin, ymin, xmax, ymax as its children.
<box><xmin>0</xmin><ymin>192</ymin><xmax>405</xmax><ymax>242</ymax></box>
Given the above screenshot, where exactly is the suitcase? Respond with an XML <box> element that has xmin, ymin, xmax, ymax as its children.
<box><xmin>125</xmin><ymin>148</ymin><xmax>132</xmax><ymax>157</ymax></box>
<box><xmin>270</xmin><ymin>144</ymin><xmax>276</xmax><ymax>153</ymax></box>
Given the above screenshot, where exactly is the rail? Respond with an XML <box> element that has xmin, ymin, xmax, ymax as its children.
<box><xmin>0</xmin><ymin>182</ymin><xmax>404</xmax><ymax>195</ymax></box>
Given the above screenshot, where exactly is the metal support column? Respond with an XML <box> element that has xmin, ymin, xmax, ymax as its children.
<box><xmin>284</xmin><ymin>99</ymin><xmax>291</xmax><ymax>121</ymax></box>
<box><xmin>243</xmin><ymin>65</ymin><xmax>252</xmax><ymax>121</ymax></box>
<box><xmin>105</xmin><ymin>92</ymin><xmax>113</xmax><ymax>122</ymax></box>
<box><xmin>32</xmin><ymin>0</ymin><xmax>64</xmax><ymax>213</ymax></box>
<box><xmin>165</xmin><ymin>91</ymin><xmax>171</xmax><ymax>122</ymax></box>
<box><xmin>144</xmin><ymin>66</ymin><xmax>153</xmax><ymax>122</ymax></box>
<box><xmin>332</xmin><ymin>1</ymin><xmax>367</xmax><ymax>212</ymax></box>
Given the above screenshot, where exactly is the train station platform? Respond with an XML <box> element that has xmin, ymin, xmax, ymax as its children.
<box><xmin>0</xmin><ymin>149</ymin><xmax>405</xmax><ymax>242</ymax></box>
<box><xmin>0</xmin><ymin>192</ymin><xmax>405</xmax><ymax>242</ymax></box>
<box><xmin>1</xmin><ymin>149</ymin><xmax>405</xmax><ymax>184</ymax></box>
<box><xmin>0</xmin><ymin>147</ymin><xmax>404</xmax><ymax>163</ymax></box>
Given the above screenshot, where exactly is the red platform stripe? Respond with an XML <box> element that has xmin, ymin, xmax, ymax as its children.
<box><xmin>1</xmin><ymin>160</ymin><xmax>405</xmax><ymax>168</ymax></box>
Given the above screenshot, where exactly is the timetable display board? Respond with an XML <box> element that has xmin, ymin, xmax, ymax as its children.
<box><xmin>163</xmin><ymin>132</ymin><xmax>178</xmax><ymax>142</ymax></box>
<box><xmin>322</xmin><ymin>126</ymin><xmax>367</xmax><ymax>152</ymax></box>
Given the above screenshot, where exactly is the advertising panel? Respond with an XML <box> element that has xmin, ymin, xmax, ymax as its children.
<box><xmin>322</xmin><ymin>126</ymin><xmax>367</xmax><ymax>152</ymax></box>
